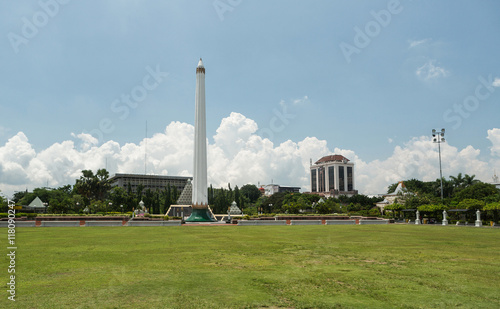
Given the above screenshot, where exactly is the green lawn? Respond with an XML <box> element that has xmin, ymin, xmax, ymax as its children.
<box><xmin>2</xmin><ymin>225</ymin><xmax>499</xmax><ymax>308</ymax></box>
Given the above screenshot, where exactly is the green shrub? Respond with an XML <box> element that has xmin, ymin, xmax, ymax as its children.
<box><xmin>163</xmin><ymin>215</ymin><xmax>169</xmax><ymax>221</ymax></box>
<box><xmin>107</xmin><ymin>212</ymin><xmax>122</xmax><ymax>215</ymax></box>
<box><xmin>368</xmin><ymin>208</ymin><xmax>381</xmax><ymax>216</ymax></box>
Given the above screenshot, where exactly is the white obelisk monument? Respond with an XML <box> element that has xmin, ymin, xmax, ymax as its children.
<box><xmin>186</xmin><ymin>58</ymin><xmax>214</xmax><ymax>221</ymax></box>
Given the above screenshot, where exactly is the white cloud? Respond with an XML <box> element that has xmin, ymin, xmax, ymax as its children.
<box><xmin>493</xmin><ymin>77</ymin><xmax>500</xmax><ymax>87</ymax></box>
<box><xmin>279</xmin><ymin>96</ymin><xmax>310</xmax><ymax>110</ymax></box>
<box><xmin>0</xmin><ymin>126</ymin><xmax>11</xmax><ymax>138</ymax></box>
<box><xmin>0</xmin><ymin>113</ymin><xmax>499</xmax><ymax>198</ymax></box>
<box><xmin>408</xmin><ymin>38</ymin><xmax>430</xmax><ymax>48</ymax></box>
<box><xmin>487</xmin><ymin>128</ymin><xmax>500</xmax><ymax>157</ymax></box>
<box><xmin>292</xmin><ymin>95</ymin><xmax>310</xmax><ymax>105</ymax></box>
<box><xmin>71</xmin><ymin>132</ymin><xmax>98</xmax><ymax>151</ymax></box>
<box><xmin>416</xmin><ymin>60</ymin><xmax>449</xmax><ymax>80</ymax></box>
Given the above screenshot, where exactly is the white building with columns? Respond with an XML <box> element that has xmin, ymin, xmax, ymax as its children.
<box><xmin>310</xmin><ymin>155</ymin><xmax>357</xmax><ymax>197</ymax></box>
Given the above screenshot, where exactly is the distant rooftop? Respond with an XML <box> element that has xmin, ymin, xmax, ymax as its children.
<box><xmin>315</xmin><ymin>155</ymin><xmax>349</xmax><ymax>165</ymax></box>
<box><xmin>110</xmin><ymin>173</ymin><xmax>192</xmax><ymax>180</ymax></box>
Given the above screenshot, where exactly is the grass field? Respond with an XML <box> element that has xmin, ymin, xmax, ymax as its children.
<box><xmin>1</xmin><ymin>225</ymin><xmax>499</xmax><ymax>308</ymax></box>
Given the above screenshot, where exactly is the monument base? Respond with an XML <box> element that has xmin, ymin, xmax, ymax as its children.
<box><xmin>185</xmin><ymin>208</ymin><xmax>216</xmax><ymax>222</ymax></box>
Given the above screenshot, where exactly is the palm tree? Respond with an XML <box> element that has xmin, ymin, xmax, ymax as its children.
<box><xmin>463</xmin><ymin>174</ymin><xmax>479</xmax><ymax>187</ymax></box>
<box><xmin>450</xmin><ymin>173</ymin><xmax>465</xmax><ymax>189</ymax></box>
<box><xmin>434</xmin><ymin>177</ymin><xmax>453</xmax><ymax>198</ymax></box>
<box><xmin>74</xmin><ymin>169</ymin><xmax>111</xmax><ymax>203</ymax></box>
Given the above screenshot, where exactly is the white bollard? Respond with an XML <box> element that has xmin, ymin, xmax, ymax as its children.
<box><xmin>415</xmin><ymin>210</ymin><xmax>421</xmax><ymax>225</ymax></box>
<box><xmin>475</xmin><ymin>210</ymin><xmax>482</xmax><ymax>227</ymax></box>
<box><xmin>442</xmin><ymin>210</ymin><xmax>448</xmax><ymax>226</ymax></box>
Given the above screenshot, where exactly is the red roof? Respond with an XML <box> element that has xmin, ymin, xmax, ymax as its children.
<box><xmin>315</xmin><ymin>155</ymin><xmax>349</xmax><ymax>164</ymax></box>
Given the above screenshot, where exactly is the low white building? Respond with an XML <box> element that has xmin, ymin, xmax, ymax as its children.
<box><xmin>262</xmin><ymin>184</ymin><xmax>300</xmax><ymax>196</ymax></box>
<box><xmin>376</xmin><ymin>181</ymin><xmax>413</xmax><ymax>213</ymax></box>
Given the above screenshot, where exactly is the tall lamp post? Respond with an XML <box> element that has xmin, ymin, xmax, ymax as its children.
<box><xmin>432</xmin><ymin>128</ymin><xmax>445</xmax><ymax>201</ymax></box>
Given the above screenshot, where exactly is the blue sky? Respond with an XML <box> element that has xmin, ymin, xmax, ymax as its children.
<box><xmin>1</xmin><ymin>0</ymin><xmax>499</xmax><ymax>197</ymax></box>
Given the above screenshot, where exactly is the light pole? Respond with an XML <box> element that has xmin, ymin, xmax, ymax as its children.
<box><xmin>432</xmin><ymin>128</ymin><xmax>445</xmax><ymax>201</ymax></box>
<box><xmin>108</xmin><ymin>202</ymin><xmax>112</xmax><ymax>215</ymax></box>
<box><xmin>120</xmin><ymin>204</ymin><xmax>123</xmax><ymax>214</ymax></box>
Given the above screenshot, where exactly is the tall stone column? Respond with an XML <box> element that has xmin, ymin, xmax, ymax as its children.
<box><xmin>186</xmin><ymin>59</ymin><xmax>215</xmax><ymax>222</ymax></box>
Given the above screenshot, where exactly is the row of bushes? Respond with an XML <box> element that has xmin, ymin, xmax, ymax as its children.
<box><xmin>34</xmin><ymin>213</ymin><xmax>131</xmax><ymax>217</ymax></box>
<box><xmin>0</xmin><ymin>213</ymin><xmax>38</xmax><ymax>218</ymax></box>
<box><xmin>251</xmin><ymin>213</ymin><xmax>353</xmax><ymax>218</ymax></box>
<box><xmin>273</xmin><ymin>213</ymin><xmax>349</xmax><ymax>217</ymax></box>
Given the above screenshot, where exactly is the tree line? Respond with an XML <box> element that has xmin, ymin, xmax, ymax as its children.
<box><xmin>252</xmin><ymin>192</ymin><xmax>384</xmax><ymax>216</ymax></box>
<box><xmin>2</xmin><ymin>169</ymin><xmax>263</xmax><ymax>214</ymax></box>
<box><xmin>384</xmin><ymin>173</ymin><xmax>500</xmax><ymax>222</ymax></box>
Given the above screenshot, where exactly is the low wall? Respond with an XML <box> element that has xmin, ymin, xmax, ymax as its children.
<box><xmin>127</xmin><ymin>221</ymin><xmax>182</xmax><ymax>226</ymax></box>
<box><xmin>85</xmin><ymin>221</ymin><xmax>123</xmax><ymax>227</ymax></box>
<box><xmin>0</xmin><ymin>221</ymin><xmax>36</xmax><ymax>227</ymax></box>
<box><xmin>40</xmin><ymin>221</ymin><xmax>81</xmax><ymax>227</ymax></box>
<box><xmin>290</xmin><ymin>220</ymin><xmax>322</xmax><ymax>225</ymax></box>
<box><xmin>359</xmin><ymin>220</ymin><xmax>389</xmax><ymax>225</ymax></box>
<box><xmin>325</xmin><ymin>220</ymin><xmax>356</xmax><ymax>225</ymax></box>
<box><xmin>275</xmin><ymin>216</ymin><xmax>350</xmax><ymax>221</ymax></box>
<box><xmin>238</xmin><ymin>220</ymin><xmax>287</xmax><ymax>226</ymax></box>
<box><xmin>36</xmin><ymin>216</ymin><xmax>128</xmax><ymax>221</ymax></box>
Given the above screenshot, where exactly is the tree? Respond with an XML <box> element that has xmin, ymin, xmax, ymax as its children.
<box><xmin>316</xmin><ymin>198</ymin><xmax>340</xmax><ymax>214</ymax></box>
<box><xmin>433</xmin><ymin>177</ymin><xmax>454</xmax><ymax>199</ymax></box>
<box><xmin>403</xmin><ymin>195</ymin><xmax>433</xmax><ymax>209</ymax></box>
<box><xmin>109</xmin><ymin>187</ymin><xmax>128</xmax><ymax>212</ymax></box>
<box><xmin>417</xmin><ymin>204</ymin><xmax>449</xmax><ymax>220</ymax></box>
<box><xmin>282</xmin><ymin>201</ymin><xmax>301</xmax><ymax>214</ymax></box>
<box><xmin>136</xmin><ymin>183</ymin><xmax>144</xmax><ymax>204</ymax></box>
<box><xmin>484</xmin><ymin>202</ymin><xmax>500</xmax><ymax>223</ymax></box>
<box><xmin>211</xmin><ymin>188</ymin><xmax>229</xmax><ymax>214</ymax></box>
<box><xmin>95</xmin><ymin>169</ymin><xmax>111</xmax><ymax>201</ymax></box>
<box><xmin>73</xmin><ymin>169</ymin><xmax>111</xmax><ymax>204</ymax></box>
<box><xmin>240</xmin><ymin>184</ymin><xmax>261</xmax><ymax>203</ymax></box>
<box><xmin>71</xmin><ymin>194</ymin><xmax>85</xmax><ymax>213</ymax></box>
<box><xmin>450</xmin><ymin>173</ymin><xmax>465</xmax><ymax>189</ymax></box>
<box><xmin>463</xmin><ymin>174</ymin><xmax>479</xmax><ymax>187</ymax></box>
<box><xmin>455</xmin><ymin>183</ymin><xmax>498</xmax><ymax>201</ymax></box>
<box><xmin>0</xmin><ymin>191</ymin><xmax>8</xmax><ymax>212</ymax></box>
<box><xmin>458</xmin><ymin>199</ymin><xmax>485</xmax><ymax>211</ymax></box>
<box><xmin>384</xmin><ymin>203</ymin><xmax>404</xmax><ymax>218</ymax></box>
<box><xmin>12</xmin><ymin>190</ymin><xmax>28</xmax><ymax>204</ymax></box>
<box><xmin>233</xmin><ymin>185</ymin><xmax>241</xmax><ymax>206</ymax></box>
<box><xmin>387</xmin><ymin>179</ymin><xmax>433</xmax><ymax>195</ymax></box>
<box><xmin>255</xmin><ymin>195</ymin><xmax>268</xmax><ymax>212</ymax></box>
<box><xmin>208</xmin><ymin>184</ymin><xmax>214</xmax><ymax>205</ymax></box>
<box><xmin>265</xmin><ymin>192</ymin><xmax>286</xmax><ymax>213</ymax></box>
<box><xmin>348</xmin><ymin>194</ymin><xmax>383</xmax><ymax>210</ymax></box>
